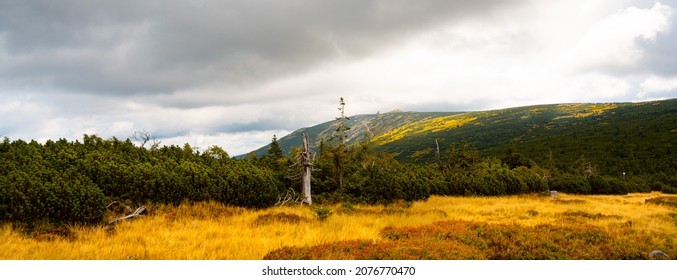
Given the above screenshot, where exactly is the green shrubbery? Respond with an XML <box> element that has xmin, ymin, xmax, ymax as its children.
<box><xmin>513</xmin><ymin>166</ymin><xmax>549</xmax><ymax>193</ymax></box>
<box><xmin>587</xmin><ymin>175</ymin><xmax>628</xmax><ymax>195</ymax></box>
<box><xmin>661</xmin><ymin>185</ymin><xmax>677</xmax><ymax>194</ymax></box>
<box><xmin>84</xmin><ymin>142</ymin><xmax>280</xmax><ymax>208</ymax></box>
<box><xmin>550</xmin><ymin>174</ymin><xmax>592</xmax><ymax>194</ymax></box>
<box><xmin>220</xmin><ymin>160</ymin><xmax>279</xmax><ymax>208</ymax></box>
<box><xmin>0</xmin><ymin>136</ymin><xmax>280</xmax><ymax>225</ymax></box>
<box><xmin>344</xmin><ymin>159</ymin><xmax>432</xmax><ymax>204</ymax></box>
<box><xmin>306</xmin><ymin>141</ymin><xmax>437</xmax><ymax>204</ymax></box>
<box><xmin>0</xmin><ymin>169</ymin><xmax>105</xmax><ymax>224</ymax></box>
<box><xmin>0</xmin><ymin>139</ymin><xmax>106</xmax><ymax>224</ymax></box>
<box><xmin>548</xmin><ymin>173</ymin><xmax>667</xmax><ymax>195</ymax></box>
<box><xmin>625</xmin><ymin>176</ymin><xmax>652</xmax><ymax>193</ymax></box>
<box><xmin>434</xmin><ymin>160</ymin><xmax>546</xmax><ymax>197</ymax></box>
<box><xmin>1</xmin><ymin>134</ymin><xmax>673</xmax><ymax>226</ymax></box>
<box><xmin>301</xmin><ymin>140</ymin><xmax>551</xmax><ymax>201</ymax></box>
<box><xmin>266</xmin><ymin>137</ymin><xmax>670</xmax><ymax>204</ymax></box>
<box><xmin>643</xmin><ymin>173</ymin><xmax>677</xmax><ymax>194</ymax></box>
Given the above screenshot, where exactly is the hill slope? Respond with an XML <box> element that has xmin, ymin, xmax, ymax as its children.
<box><xmin>251</xmin><ymin>99</ymin><xmax>677</xmax><ymax>175</ymax></box>
<box><xmin>251</xmin><ymin>110</ymin><xmax>460</xmax><ymax>156</ymax></box>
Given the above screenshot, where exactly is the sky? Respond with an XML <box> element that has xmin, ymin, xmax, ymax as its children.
<box><xmin>1</xmin><ymin>0</ymin><xmax>676</xmax><ymax>155</ymax></box>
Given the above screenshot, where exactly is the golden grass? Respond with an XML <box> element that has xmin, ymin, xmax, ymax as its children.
<box><xmin>1</xmin><ymin>192</ymin><xmax>675</xmax><ymax>259</ymax></box>
<box><xmin>372</xmin><ymin>115</ymin><xmax>477</xmax><ymax>145</ymax></box>
<box><xmin>554</xmin><ymin>103</ymin><xmax>618</xmax><ymax>119</ymax></box>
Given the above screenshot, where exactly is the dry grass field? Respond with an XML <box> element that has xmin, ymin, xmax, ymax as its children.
<box><xmin>1</xmin><ymin>192</ymin><xmax>676</xmax><ymax>259</ymax></box>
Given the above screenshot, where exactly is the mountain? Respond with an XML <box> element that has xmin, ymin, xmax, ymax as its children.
<box><xmin>250</xmin><ymin>110</ymin><xmax>460</xmax><ymax>156</ymax></box>
<box><xmin>250</xmin><ymin>99</ymin><xmax>677</xmax><ymax>175</ymax></box>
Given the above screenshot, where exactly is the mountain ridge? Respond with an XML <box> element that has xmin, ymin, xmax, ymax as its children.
<box><xmin>250</xmin><ymin>99</ymin><xmax>676</xmax><ymax>175</ymax></box>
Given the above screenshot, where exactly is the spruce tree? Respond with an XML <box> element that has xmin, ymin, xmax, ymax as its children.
<box><xmin>267</xmin><ymin>135</ymin><xmax>284</xmax><ymax>160</ymax></box>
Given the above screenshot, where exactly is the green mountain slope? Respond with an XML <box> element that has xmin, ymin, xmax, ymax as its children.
<box><xmin>251</xmin><ymin>99</ymin><xmax>677</xmax><ymax>175</ymax></box>
<box><xmin>251</xmin><ymin>110</ymin><xmax>461</xmax><ymax>156</ymax></box>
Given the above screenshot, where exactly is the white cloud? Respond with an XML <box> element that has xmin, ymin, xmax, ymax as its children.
<box><xmin>571</xmin><ymin>2</ymin><xmax>672</xmax><ymax>72</ymax></box>
<box><xmin>161</xmin><ymin>130</ymin><xmax>292</xmax><ymax>156</ymax></box>
<box><xmin>639</xmin><ymin>74</ymin><xmax>677</xmax><ymax>98</ymax></box>
<box><xmin>241</xmin><ymin>0</ymin><xmax>670</xmax><ymax>112</ymax></box>
<box><xmin>0</xmin><ymin>97</ymin><xmax>52</xmax><ymax>137</ymax></box>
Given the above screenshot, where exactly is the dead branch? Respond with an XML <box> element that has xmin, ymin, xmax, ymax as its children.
<box><xmin>275</xmin><ymin>188</ymin><xmax>304</xmax><ymax>206</ymax></box>
<box><xmin>107</xmin><ymin>206</ymin><xmax>147</xmax><ymax>226</ymax></box>
<box><xmin>106</xmin><ymin>201</ymin><xmax>120</xmax><ymax>209</ymax></box>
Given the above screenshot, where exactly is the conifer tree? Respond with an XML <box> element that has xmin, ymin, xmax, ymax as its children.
<box><xmin>267</xmin><ymin>135</ymin><xmax>284</xmax><ymax>160</ymax></box>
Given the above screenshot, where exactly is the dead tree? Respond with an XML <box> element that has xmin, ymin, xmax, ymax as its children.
<box><xmin>132</xmin><ymin>129</ymin><xmax>161</xmax><ymax>150</ymax></box>
<box><xmin>301</xmin><ymin>133</ymin><xmax>313</xmax><ymax>205</ymax></box>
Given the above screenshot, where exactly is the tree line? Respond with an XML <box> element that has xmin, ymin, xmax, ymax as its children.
<box><xmin>1</xmin><ymin>116</ymin><xmax>675</xmax><ymax>225</ymax></box>
<box><xmin>257</xmin><ymin>134</ymin><xmax>675</xmax><ymax>207</ymax></box>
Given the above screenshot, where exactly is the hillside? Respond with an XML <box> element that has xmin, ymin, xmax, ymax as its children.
<box><xmin>251</xmin><ymin>99</ymin><xmax>677</xmax><ymax>175</ymax></box>
<box><xmin>250</xmin><ymin>110</ymin><xmax>459</xmax><ymax>156</ymax></box>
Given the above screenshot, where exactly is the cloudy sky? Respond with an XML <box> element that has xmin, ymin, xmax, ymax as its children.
<box><xmin>1</xmin><ymin>0</ymin><xmax>676</xmax><ymax>155</ymax></box>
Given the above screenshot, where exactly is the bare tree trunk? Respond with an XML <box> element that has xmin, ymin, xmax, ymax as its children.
<box><xmin>301</xmin><ymin>133</ymin><xmax>312</xmax><ymax>205</ymax></box>
<box><xmin>435</xmin><ymin>139</ymin><xmax>445</xmax><ymax>176</ymax></box>
<box><xmin>336</xmin><ymin>97</ymin><xmax>347</xmax><ymax>192</ymax></box>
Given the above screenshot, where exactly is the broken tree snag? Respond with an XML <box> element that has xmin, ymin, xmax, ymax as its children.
<box><xmin>107</xmin><ymin>206</ymin><xmax>147</xmax><ymax>226</ymax></box>
<box><xmin>301</xmin><ymin>133</ymin><xmax>312</xmax><ymax>205</ymax></box>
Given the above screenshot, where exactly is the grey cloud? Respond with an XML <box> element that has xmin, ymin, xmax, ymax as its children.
<box><xmin>639</xmin><ymin>25</ymin><xmax>677</xmax><ymax>76</ymax></box>
<box><xmin>0</xmin><ymin>0</ymin><xmax>520</xmax><ymax>99</ymax></box>
<box><xmin>208</xmin><ymin>120</ymin><xmax>292</xmax><ymax>134</ymax></box>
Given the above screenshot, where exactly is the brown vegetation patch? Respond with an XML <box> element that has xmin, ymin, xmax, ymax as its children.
<box><xmin>336</xmin><ymin>203</ymin><xmax>417</xmax><ymax>216</ymax></box>
<box><xmin>411</xmin><ymin>209</ymin><xmax>448</xmax><ymax>218</ymax></box>
<box><xmin>526</xmin><ymin>209</ymin><xmax>539</xmax><ymax>217</ymax></box>
<box><xmin>560</xmin><ymin>211</ymin><xmax>623</xmax><ymax>220</ymax></box>
<box><xmin>646</xmin><ymin>197</ymin><xmax>677</xmax><ymax>209</ymax></box>
<box><xmin>381</xmin><ymin>207</ymin><xmax>407</xmax><ymax>215</ymax></box>
<box><xmin>553</xmin><ymin>199</ymin><xmax>587</xmax><ymax>204</ymax></box>
<box><xmin>252</xmin><ymin>212</ymin><xmax>309</xmax><ymax>227</ymax></box>
<box><xmin>23</xmin><ymin>224</ymin><xmax>74</xmax><ymax>242</ymax></box>
<box><xmin>264</xmin><ymin>220</ymin><xmax>654</xmax><ymax>260</ymax></box>
<box><xmin>156</xmin><ymin>202</ymin><xmax>245</xmax><ymax>222</ymax></box>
